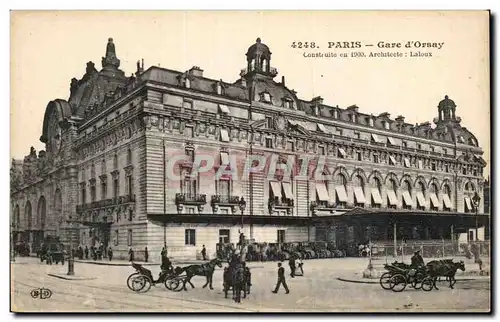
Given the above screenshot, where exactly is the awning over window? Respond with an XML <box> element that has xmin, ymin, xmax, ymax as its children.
<box><xmin>387</xmin><ymin>137</ymin><xmax>397</xmax><ymax>145</ymax></box>
<box><xmin>464</xmin><ymin>197</ymin><xmax>472</xmax><ymax>211</ymax></box>
<box><xmin>404</xmin><ymin>158</ymin><xmax>410</xmax><ymax>168</ymax></box>
<box><xmin>371</xmin><ymin>188</ymin><xmax>382</xmax><ymax>204</ymax></box>
<box><xmin>219</xmin><ymin>104</ymin><xmax>230</xmax><ymax>114</ymax></box>
<box><xmin>282</xmin><ymin>182</ymin><xmax>294</xmax><ymax>199</ymax></box>
<box><xmin>317</xmin><ymin>123</ymin><xmax>328</xmax><ymax>133</ymax></box>
<box><xmin>220</xmin><ymin>152</ymin><xmax>230</xmax><ymax>166</ymax></box>
<box><xmin>220</xmin><ymin>129</ymin><xmax>230</xmax><ymax>142</ymax></box>
<box><xmin>353</xmin><ymin>186</ymin><xmax>366</xmax><ymax>204</ymax></box>
<box><xmin>338</xmin><ymin>148</ymin><xmax>347</xmax><ymax>158</ymax></box>
<box><xmin>371</xmin><ymin>133</ymin><xmax>381</xmax><ymax>143</ymax></box>
<box><xmin>458</xmin><ymin>136</ymin><xmax>465</xmax><ymax>143</ymax></box>
<box><xmin>402</xmin><ymin>191</ymin><xmax>413</xmax><ymax>206</ymax></box>
<box><xmin>416</xmin><ymin>192</ymin><xmax>426</xmax><ymax>207</ymax></box>
<box><xmin>288</xmin><ymin>120</ymin><xmax>298</xmax><ymax>126</ymax></box>
<box><xmin>270</xmin><ymin>181</ymin><xmax>282</xmax><ymax>198</ymax></box>
<box><xmin>442</xmin><ymin>194</ymin><xmax>452</xmax><ymax>209</ymax></box>
<box><xmin>389</xmin><ymin>156</ymin><xmax>397</xmax><ymax>165</ymax></box>
<box><xmin>335</xmin><ymin>185</ymin><xmax>348</xmax><ymax>202</ymax></box>
<box><xmin>316</xmin><ymin>183</ymin><xmax>329</xmax><ymax>202</ymax></box>
<box><xmin>387</xmin><ymin>190</ymin><xmax>398</xmax><ymax>206</ymax></box>
<box><xmin>430</xmin><ymin>193</ymin><xmax>440</xmax><ymax>208</ymax></box>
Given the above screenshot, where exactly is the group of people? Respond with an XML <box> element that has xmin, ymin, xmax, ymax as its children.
<box><xmin>76</xmin><ymin>243</ymin><xmax>113</xmax><ymax>261</ymax></box>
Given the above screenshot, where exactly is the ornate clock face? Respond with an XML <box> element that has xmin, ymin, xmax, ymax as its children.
<box><xmin>48</xmin><ymin>110</ymin><xmax>62</xmax><ymax>155</ymax></box>
<box><xmin>276</xmin><ymin>116</ymin><xmax>286</xmax><ymax>131</ymax></box>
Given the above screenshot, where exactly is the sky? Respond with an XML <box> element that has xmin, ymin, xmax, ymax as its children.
<box><xmin>10</xmin><ymin>10</ymin><xmax>490</xmax><ymax>175</ymax></box>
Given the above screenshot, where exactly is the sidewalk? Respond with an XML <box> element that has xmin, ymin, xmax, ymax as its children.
<box><xmin>73</xmin><ymin>259</ymin><xmax>206</xmax><ymax>266</ymax></box>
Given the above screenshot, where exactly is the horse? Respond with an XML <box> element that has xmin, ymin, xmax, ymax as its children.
<box><xmin>176</xmin><ymin>258</ymin><xmax>222</xmax><ymax>291</ymax></box>
<box><xmin>426</xmin><ymin>260</ymin><xmax>465</xmax><ymax>290</ymax></box>
<box><xmin>223</xmin><ymin>264</ymin><xmax>250</xmax><ymax>303</ymax></box>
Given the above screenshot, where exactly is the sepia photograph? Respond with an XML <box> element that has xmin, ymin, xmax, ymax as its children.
<box><xmin>9</xmin><ymin>10</ymin><xmax>491</xmax><ymax>313</ymax></box>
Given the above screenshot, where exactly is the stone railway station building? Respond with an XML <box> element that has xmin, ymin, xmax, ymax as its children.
<box><xmin>10</xmin><ymin>37</ymin><xmax>488</xmax><ymax>260</ymax></box>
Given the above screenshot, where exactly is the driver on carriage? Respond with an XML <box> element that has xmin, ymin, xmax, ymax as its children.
<box><xmin>411</xmin><ymin>250</ymin><xmax>425</xmax><ymax>269</ymax></box>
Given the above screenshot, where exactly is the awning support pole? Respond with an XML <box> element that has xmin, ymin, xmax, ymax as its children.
<box><xmin>393</xmin><ymin>221</ymin><xmax>397</xmax><ymax>258</ymax></box>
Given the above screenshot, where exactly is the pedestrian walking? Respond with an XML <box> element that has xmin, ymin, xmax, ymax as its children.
<box><xmin>108</xmin><ymin>247</ymin><xmax>113</xmax><ymax>261</ymax></box>
<box><xmin>288</xmin><ymin>254</ymin><xmax>296</xmax><ymax>278</ymax></box>
<box><xmin>272</xmin><ymin>262</ymin><xmax>289</xmax><ymax>294</ymax></box>
<box><xmin>144</xmin><ymin>247</ymin><xmax>149</xmax><ymax>263</ymax></box>
<box><xmin>201</xmin><ymin>245</ymin><xmax>207</xmax><ymax>260</ymax></box>
<box><xmin>84</xmin><ymin>246</ymin><xmax>89</xmax><ymax>260</ymax></box>
<box><xmin>129</xmin><ymin>248</ymin><xmax>135</xmax><ymax>262</ymax></box>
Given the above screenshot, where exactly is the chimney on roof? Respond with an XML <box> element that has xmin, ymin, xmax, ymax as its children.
<box><xmin>189</xmin><ymin>66</ymin><xmax>204</xmax><ymax>77</ymax></box>
<box><xmin>282</xmin><ymin>76</ymin><xmax>285</xmax><ymax>86</ymax></box>
<box><xmin>311</xmin><ymin>96</ymin><xmax>324</xmax><ymax>105</ymax></box>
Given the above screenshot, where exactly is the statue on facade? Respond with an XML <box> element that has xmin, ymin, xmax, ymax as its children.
<box><xmin>70</xmin><ymin>78</ymin><xmax>79</xmax><ymax>97</ymax></box>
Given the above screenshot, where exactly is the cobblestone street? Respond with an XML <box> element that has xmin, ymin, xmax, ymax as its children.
<box><xmin>11</xmin><ymin>257</ymin><xmax>490</xmax><ymax>312</ymax></box>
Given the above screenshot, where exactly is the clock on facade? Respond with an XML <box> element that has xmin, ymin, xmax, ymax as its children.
<box><xmin>275</xmin><ymin>115</ymin><xmax>286</xmax><ymax>131</ymax></box>
<box><xmin>47</xmin><ymin>109</ymin><xmax>62</xmax><ymax>155</ymax></box>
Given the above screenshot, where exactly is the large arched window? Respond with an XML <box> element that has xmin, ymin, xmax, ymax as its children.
<box><xmin>37</xmin><ymin>196</ymin><xmax>47</xmax><ymax>231</ymax></box>
<box><xmin>464</xmin><ymin>181</ymin><xmax>476</xmax><ymax>213</ymax></box>
<box><xmin>386</xmin><ymin>178</ymin><xmax>398</xmax><ymax>209</ymax></box>
<box><xmin>429</xmin><ymin>183</ymin><xmax>439</xmax><ymax>211</ymax></box>
<box><xmin>442</xmin><ymin>184</ymin><xmax>452</xmax><ymax>211</ymax></box>
<box><xmin>401</xmin><ymin>180</ymin><xmax>413</xmax><ymax>210</ymax></box>
<box><xmin>370</xmin><ymin>177</ymin><xmax>382</xmax><ymax>208</ymax></box>
<box><xmin>415</xmin><ymin>181</ymin><xmax>426</xmax><ymax>210</ymax></box>
<box><xmin>352</xmin><ymin>175</ymin><xmax>366</xmax><ymax>207</ymax></box>
<box><xmin>25</xmin><ymin>201</ymin><xmax>32</xmax><ymax>231</ymax></box>
<box><xmin>334</xmin><ymin>173</ymin><xmax>348</xmax><ymax>207</ymax></box>
<box><xmin>54</xmin><ymin>189</ymin><xmax>62</xmax><ymax>226</ymax></box>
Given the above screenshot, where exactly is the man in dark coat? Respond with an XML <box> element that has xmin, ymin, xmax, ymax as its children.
<box><xmin>272</xmin><ymin>262</ymin><xmax>289</xmax><ymax>294</ymax></box>
<box><xmin>201</xmin><ymin>245</ymin><xmax>207</xmax><ymax>260</ymax></box>
<box><xmin>129</xmin><ymin>248</ymin><xmax>135</xmax><ymax>262</ymax></box>
<box><xmin>411</xmin><ymin>250</ymin><xmax>424</xmax><ymax>268</ymax></box>
<box><xmin>144</xmin><ymin>247</ymin><xmax>149</xmax><ymax>263</ymax></box>
<box><xmin>108</xmin><ymin>247</ymin><xmax>113</xmax><ymax>261</ymax></box>
<box><xmin>288</xmin><ymin>254</ymin><xmax>296</xmax><ymax>278</ymax></box>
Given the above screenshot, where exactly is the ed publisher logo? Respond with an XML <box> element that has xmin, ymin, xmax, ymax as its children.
<box><xmin>30</xmin><ymin>288</ymin><xmax>52</xmax><ymax>300</ymax></box>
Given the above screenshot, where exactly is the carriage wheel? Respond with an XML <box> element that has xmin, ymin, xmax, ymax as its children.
<box><xmin>379</xmin><ymin>272</ymin><xmax>393</xmax><ymax>290</ymax></box>
<box><xmin>411</xmin><ymin>273</ymin><xmax>425</xmax><ymax>290</ymax></box>
<box><xmin>127</xmin><ymin>273</ymin><xmax>141</xmax><ymax>291</ymax></box>
<box><xmin>389</xmin><ymin>274</ymin><xmax>407</xmax><ymax>292</ymax></box>
<box><xmin>421</xmin><ymin>277</ymin><xmax>434</xmax><ymax>292</ymax></box>
<box><xmin>164</xmin><ymin>276</ymin><xmax>180</xmax><ymax>291</ymax></box>
<box><xmin>172</xmin><ymin>278</ymin><xmax>185</xmax><ymax>292</ymax></box>
<box><xmin>132</xmin><ymin>275</ymin><xmax>152</xmax><ymax>293</ymax></box>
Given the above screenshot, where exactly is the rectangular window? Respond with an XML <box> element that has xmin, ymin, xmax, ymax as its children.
<box><xmin>115</xmin><ymin>230</ymin><xmax>119</xmax><ymax>246</ymax></box>
<box><xmin>90</xmin><ymin>185</ymin><xmax>96</xmax><ymax>202</ymax></box>
<box><xmin>431</xmin><ymin>163</ymin><xmax>437</xmax><ymax>171</ymax></box>
<box><xmin>182</xmin><ymin>101</ymin><xmax>193</xmax><ymax>109</ymax></box>
<box><xmin>218</xmin><ymin>179</ymin><xmax>231</xmax><ymax>197</ymax></box>
<box><xmin>354</xmin><ymin>132</ymin><xmax>361</xmax><ymax>140</ymax></box>
<box><xmin>417</xmin><ymin>143</ymin><xmax>422</xmax><ymax>150</ymax></box>
<box><xmin>286</xmin><ymin>141</ymin><xmax>295</xmax><ymax>151</ymax></box>
<box><xmin>277</xmin><ymin>230</ymin><xmax>286</xmax><ymax>244</ymax></box>
<box><xmin>373</xmin><ymin>155</ymin><xmax>379</xmax><ymax>164</ymax></box>
<box><xmin>186</xmin><ymin>149</ymin><xmax>195</xmax><ymax>163</ymax></box>
<box><xmin>127</xmin><ymin>176</ymin><xmax>133</xmax><ymax>196</ymax></box>
<box><xmin>81</xmin><ymin>187</ymin><xmax>86</xmax><ymax>205</ymax></box>
<box><xmin>356</xmin><ymin>151</ymin><xmax>362</xmax><ymax>161</ymax></box>
<box><xmin>187</xmin><ymin>208</ymin><xmax>195</xmax><ymax>214</ymax></box>
<box><xmin>443</xmin><ymin>148</ymin><xmax>447</xmax><ymax>155</ymax></box>
<box><xmin>127</xmin><ymin>229</ymin><xmax>132</xmax><ymax>246</ymax></box>
<box><xmin>185</xmin><ymin>229</ymin><xmax>196</xmax><ymax>246</ymax></box>
<box><xmin>319</xmin><ymin>146</ymin><xmax>325</xmax><ymax>155</ymax></box>
<box><xmin>220</xmin><ymin>208</ymin><xmax>229</xmax><ymax>215</ymax></box>
<box><xmin>402</xmin><ymin>141</ymin><xmax>407</xmax><ymax>148</ymax></box>
<box><xmin>462</xmin><ymin>168</ymin><xmax>467</xmax><ymax>175</ymax></box>
<box><xmin>101</xmin><ymin>179</ymin><xmax>107</xmax><ymax>200</ymax></box>
<box><xmin>265</xmin><ymin>138</ymin><xmax>273</xmax><ymax>148</ymax></box>
<box><xmin>266</xmin><ymin>116</ymin><xmax>273</xmax><ymax>128</ymax></box>
<box><xmin>219</xmin><ymin>229</ymin><xmax>230</xmax><ymax>244</ymax></box>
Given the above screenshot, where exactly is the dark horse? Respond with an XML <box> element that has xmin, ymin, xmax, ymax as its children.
<box><xmin>223</xmin><ymin>265</ymin><xmax>250</xmax><ymax>303</ymax></box>
<box><xmin>426</xmin><ymin>259</ymin><xmax>465</xmax><ymax>290</ymax></box>
<box><xmin>176</xmin><ymin>258</ymin><xmax>222</xmax><ymax>291</ymax></box>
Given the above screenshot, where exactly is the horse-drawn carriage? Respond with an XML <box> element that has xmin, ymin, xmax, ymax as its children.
<box><xmin>126</xmin><ymin>262</ymin><xmax>186</xmax><ymax>293</ymax></box>
<box><xmin>38</xmin><ymin>236</ymin><xmax>66</xmax><ymax>265</ymax></box>
<box><xmin>379</xmin><ymin>259</ymin><xmax>466</xmax><ymax>292</ymax></box>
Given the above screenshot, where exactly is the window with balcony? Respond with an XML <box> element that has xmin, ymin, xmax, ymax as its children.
<box><xmin>90</xmin><ymin>183</ymin><xmax>96</xmax><ymax>203</ymax></box>
<box><xmin>373</xmin><ymin>154</ymin><xmax>379</xmax><ymax>164</ymax></box>
<box><xmin>127</xmin><ymin>175</ymin><xmax>133</xmax><ymax>196</ymax></box>
<box><xmin>185</xmin><ymin>229</ymin><xmax>196</xmax><ymax>245</ymax></box>
<box><xmin>218</xmin><ymin>179</ymin><xmax>231</xmax><ymax>198</ymax></box>
<box><xmin>113</xmin><ymin>177</ymin><xmax>119</xmax><ymax>199</ymax></box>
<box><xmin>100</xmin><ymin>177</ymin><xmax>107</xmax><ymax>200</ymax></box>
<box><xmin>101</xmin><ymin>159</ymin><xmax>107</xmax><ymax>174</ymax></box>
<box><xmin>464</xmin><ymin>182</ymin><xmax>476</xmax><ymax>213</ymax></box>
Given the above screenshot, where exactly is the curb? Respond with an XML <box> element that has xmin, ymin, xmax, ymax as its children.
<box><xmin>47</xmin><ymin>273</ymin><xmax>97</xmax><ymax>281</ymax></box>
<box><xmin>337</xmin><ymin>277</ymin><xmax>489</xmax><ymax>284</ymax></box>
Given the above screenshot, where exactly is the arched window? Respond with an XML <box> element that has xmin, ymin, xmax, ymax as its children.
<box><xmin>113</xmin><ymin>154</ymin><xmax>118</xmax><ymax>170</ymax></box>
<box><xmin>335</xmin><ymin>173</ymin><xmax>347</xmax><ymax>188</ymax></box>
<box><xmin>127</xmin><ymin>148</ymin><xmax>132</xmax><ymax>164</ymax></box>
<box><xmin>101</xmin><ymin>159</ymin><xmax>107</xmax><ymax>174</ymax></box>
<box><xmin>262</xmin><ymin>59</ymin><xmax>268</xmax><ymax>72</ymax></box>
<box><xmin>387</xmin><ymin>178</ymin><xmax>398</xmax><ymax>209</ymax></box>
<box><xmin>401</xmin><ymin>180</ymin><xmax>412</xmax><ymax>210</ymax></box>
<box><xmin>429</xmin><ymin>183</ymin><xmax>439</xmax><ymax>211</ymax></box>
<box><xmin>416</xmin><ymin>181</ymin><xmax>426</xmax><ymax>210</ymax></box>
<box><xmin>370</xmin><ymin>177</ymin><xmax>382</xmax><ymax>208</ymax></box>
<box><xmin>250</xmin><ymin>59</ymin><xmax>255</xmax><ymax>71</ymax></box>
<box><xmin>216</xmin><ymin>83</ymin><xmax>222</xmax><ymax>95</ymax></box>
<box><xmin>352</xmin><ymin>175</ymin><xmax>365</xmax><ymax>207</ymax></box>
<box><xmin>464</xmin><ymin>181</ymin><xmax>476</xmax><ymax>213</ymax></box>
<box><xmin>334</xmin><ymin>173</ymin><xmax>348</xmax><ymax>208</ymax></box>
<box><xmin>444</xmin><ymin>184</ymin><xmax>451</xmax><ymax>197</ymax></box>
<box><xmin>25</xmin><ymin>201</ymin><xmax>32</xmax><ymax>237</ymax></box>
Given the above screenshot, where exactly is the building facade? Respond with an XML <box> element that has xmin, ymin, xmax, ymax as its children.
<box><xmin>11</xmin><ymin>37</ymin><xmax>488</xmax><ymax>260</ymax></box>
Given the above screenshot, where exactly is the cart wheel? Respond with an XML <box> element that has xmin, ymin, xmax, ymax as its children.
<box><xmin>164</xmin><ymin>276</ymin><xmax>180</xmax><ymax>291</ymax></box>
<box><xmin>379</xmin><ymin>272</ymin><xmax>393</xmax><ymax>290</ymax></box>
<box><xmin>127</xmin><ymin>272</ymin><xmax>141</xmax><ymax>291</ymax></box>
<box><xmin>389</xmin><ymin>274</ymin><xmax>407</xmax><ymax>292</ymax></box>
<box><xmin>131</xmin><ymin>275</ymin><xmax>152</xmax><ymax>293</ymax></box>
<box><xmin>411</xmin><ymin>273</ymin><xmax>425</xmax><ymax>290</ymax></box>
<box><xmin>173</xmin><ymin>278</ymin><xmax>185</xmax><ymax>292</ymax></box>
<box><xmin>421</xmin><ymin>277</ymin><xmax>434</xmax><ymax>292</ymax></box>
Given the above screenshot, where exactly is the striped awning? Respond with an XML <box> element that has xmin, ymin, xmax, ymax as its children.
<box><xmin>387</xmin><ymin>190</ymin><xmax>398</xmax><ymax>206</ymax></box>
<box><xmin>335</xmin><ymin>185</ymin><xmax>348</xmax><ymax>202</ymax></box>
<box><xmin>282</xmin><ymin>182</ymin><xmax>294</xmax><ymax>199</ymax></box>
<box><xmin>402</xmin><ymin>191</ymin><xmax>413</xmax><ymax>206</ymax></box>
<box><xmin>338</xmin><ymin>148</ymin><xmax>347</xmax><ymax>158</ymax></box>
<box><xmin>416</xmin><ymin>192</ymin><xmax>426</xmax><ymax>207</ymax></box>
<box><xmin>270</xmin><ymin>181</ymin><xmax>282</xmax><ymax>198</ymax></box>
<box><xmin>220</xmin><ymin>129</ymin><xmax>230</xmax><ymax>142</ymax></box>
<box><xmin>430</xmin><ymin>193</ymin><xmax>440</xmax><ymax>208</ymax></box>
<box><xmin>387</xmin><ymin>137</ymin><xmax>397</xmax><ymax>145</ymax></box>
<box><xmin>389</xmin><ymin>156</ymin><xmax>397</xmax><ymax>165</ymax></box>
<box><xmin>371</xmin><ymin>188</ymin><xmax>382</xmax><ymax>204</ymax></box>
<box><xmin>442</xmin><ymin>194</ymin><xmax>452</xmax><ymax>209</ymax></box>
<box><xmin>219</xmin><ymin>104</ymin><xmax>230</xmax><ymax>114</ymax></box>
<box><xmin>404</xmin><ymin>158</ymin><xmax>411</xmax><ymax>168</ymax></box>
<box><xmin>353</xmin><ymin>186</ymin><xmax>366</xmax><ymax>204</ymax></box>
<box><xmin>316</xmin><ymin>183</ymin><xmax>330</xmax><ymax>202</ymax></box>
<box><xmin>464</xmin><ymin>197</ymin><xmax>473</xmax><ymax>211</ymax></box>
<box><xmin>371</xmin><ymin>133</ymin><xmax>382</xmax><ymax>143</ymax></box>
<box><xmin>317</xmin><ymin>123</ymin><xmax>328</xmax><ymax>133</ymax></box>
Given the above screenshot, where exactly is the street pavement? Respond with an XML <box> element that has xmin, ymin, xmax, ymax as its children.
<box><xmin>11</xmin><ymin>257</ymin><xmax>490</xmax><ymax>312</ymax></box>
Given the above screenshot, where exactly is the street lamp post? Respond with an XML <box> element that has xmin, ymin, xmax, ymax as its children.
<box><xmin>472</xmin><ymin>192</ymin><xmax>481</xmax><ymax>241</ymax></box>
<box><xmin>239</xmin><ymin>196</ymin><xmax>247</xmax><ymax>230</ymax></box>
<box><xmin>67</xmin><ymin>220</ymin><xmax>75</xmax><ymax>276</ymax></box>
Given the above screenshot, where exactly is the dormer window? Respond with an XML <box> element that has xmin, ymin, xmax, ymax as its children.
<box><xmin>383</xmin><ymin>121</ymin><xmax>390</xmax><ymax>130</ymax></box>
<box><xmin>185</xmin><ymin>78</ymin><xmax>191</xmax><ymax>89</ymax></box>
<box><xmin>368</xmin><ymin>117</ymin><xmax>374</xmax><ymax>127</ymax></box>
<box><xmin>333</xmin><ymin>109</ymin><xmax>339</xmax><ymax>119</ymax></box>
<box><xmin>349</xmin><ymin>114</ymin><xmax>357</xmax><ymax>123</ymax></box>
<box><xmin>260</xmin><ymin>91</ymin><xmax>272</xmax><ymax>103</ymax></box>
<box><xmin>216</xmin><ymin>83</ymin><xmax>222</xmax><ymax>95</ymax></box>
